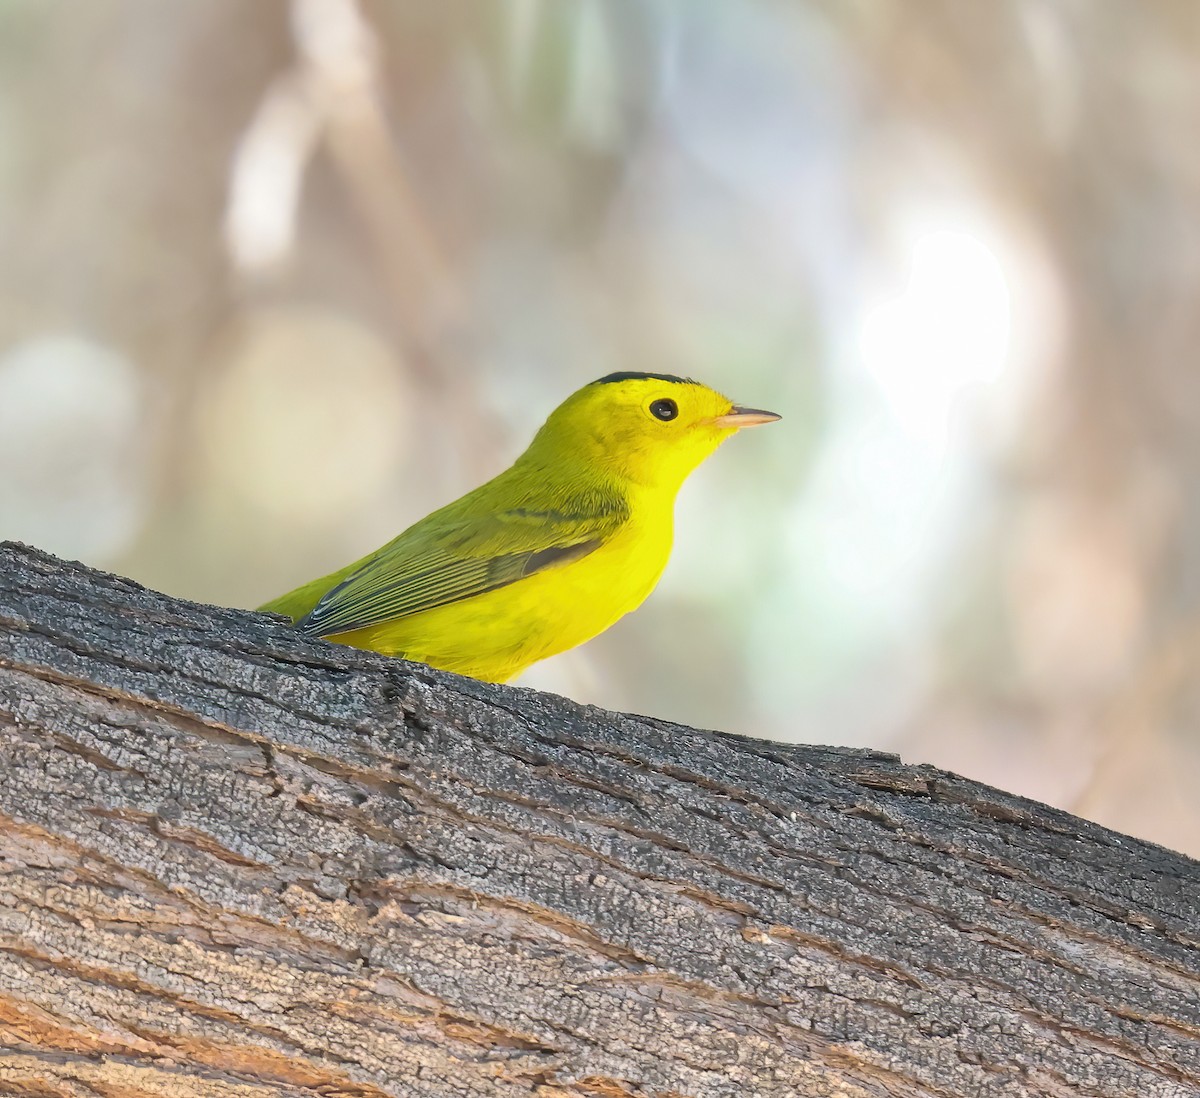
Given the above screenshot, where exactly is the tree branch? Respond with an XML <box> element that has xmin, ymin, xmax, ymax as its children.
<box><xmin>0</xmin><ymin>542</ymin><xmax>1197</xmax><ymax>1097</ymax></box>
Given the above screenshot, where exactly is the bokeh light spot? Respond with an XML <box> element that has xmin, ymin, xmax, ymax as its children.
<box><xmin>858</xmin><ymin>224</ymin><xmax>1012</xmax><ymax>450</ymax></box>
<box><xmin>200</xmin><ymin>307</ymin><xmax>411</xmax><ymax>522</ymax></box>
<box><xmin>0</xmin><ymin>335</ymin><xmax>147</xmax><ymax>561</ymax></box>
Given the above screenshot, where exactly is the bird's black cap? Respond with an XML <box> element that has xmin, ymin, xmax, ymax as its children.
<box><xmin>592</xmin><ymin>371</ymin><xmax>696</xmax><ymax>386</ymax></box>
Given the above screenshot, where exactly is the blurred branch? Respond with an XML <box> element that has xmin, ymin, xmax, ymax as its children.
<box><xmin>225</xmin><ymin>0</ymin><xmax>462</xmax><ymax>389</ymax></box>
<box><xmin>292</xmin><ymin>0</ymin><xmax>461</xmax><ymax>346</ymax></box>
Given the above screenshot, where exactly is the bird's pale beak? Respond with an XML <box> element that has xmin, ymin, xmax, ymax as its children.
<box><xmin>711</xmin><ymin>406</ymin><xmax>782</xmax><ymax>428</ymax></box>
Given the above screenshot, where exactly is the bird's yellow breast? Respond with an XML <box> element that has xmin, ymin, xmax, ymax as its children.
<box><xmin>331</xmin><ymin>496</ymin><xmax>672</xmax><ymax>682</ymax></box>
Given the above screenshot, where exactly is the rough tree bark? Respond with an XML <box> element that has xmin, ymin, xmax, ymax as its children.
<box><xmin>0</xmin><ymin>543</ymin><xmax>1197</xmax><ymax>1098</ymax></box>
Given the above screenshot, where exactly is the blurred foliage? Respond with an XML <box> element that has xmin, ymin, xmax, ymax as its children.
<box><xmin>2</xmin><ymin>0</ymin><xmax>1200</xmax><ymax>855</ymax></box>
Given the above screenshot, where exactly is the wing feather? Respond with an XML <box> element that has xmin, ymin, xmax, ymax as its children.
<box><xmin>295</xmin><ymin>501</ymin><xmax>625</xmax><ymax>638</ymax></box>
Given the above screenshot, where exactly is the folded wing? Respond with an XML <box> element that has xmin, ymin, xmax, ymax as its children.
<box><xmin>295</xmin><ymin>502</ymin><xmax>626</xmax><ymax>638</ymax></box>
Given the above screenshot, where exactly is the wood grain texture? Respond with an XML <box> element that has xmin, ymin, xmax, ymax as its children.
<box><xmin>0</xmin><ymin>541</ymin><xmax>1197</xmax><ymax>1098</ymax></box>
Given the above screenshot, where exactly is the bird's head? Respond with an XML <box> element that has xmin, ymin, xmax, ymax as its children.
<box><xmin>523</xmin><ymin>372</ymin><xmax>780</xmax><ymax>491</ymax></box>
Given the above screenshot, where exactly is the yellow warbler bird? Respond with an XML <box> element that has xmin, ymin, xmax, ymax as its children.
<box><xmin>261</xmin><ymin>372</ymin><xmax>779</xmax><ymax>682</ymax></box>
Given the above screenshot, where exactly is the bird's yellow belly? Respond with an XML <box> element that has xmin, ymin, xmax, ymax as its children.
<box><xmin>332</xmin><ymin>515</ymin><xmax>671</xmax><ymax>682</ymax></box>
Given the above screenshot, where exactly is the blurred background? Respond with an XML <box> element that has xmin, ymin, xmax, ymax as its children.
<box><xmin>2</xmin><ymin>0</ymin><xmax>1199</xmax><ymax>855</ymax></box>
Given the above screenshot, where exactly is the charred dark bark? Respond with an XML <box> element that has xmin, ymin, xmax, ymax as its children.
<box><xmin>0</xmin><ymin>542</ymin><xmax>1197</xmax><ymax>1097</ymax></box>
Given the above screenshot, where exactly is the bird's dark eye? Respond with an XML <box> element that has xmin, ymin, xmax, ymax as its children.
<box><xmin>649</xmin><ymin>398</ymin><xmax>678</xmax><ymax>422</ymax></box>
